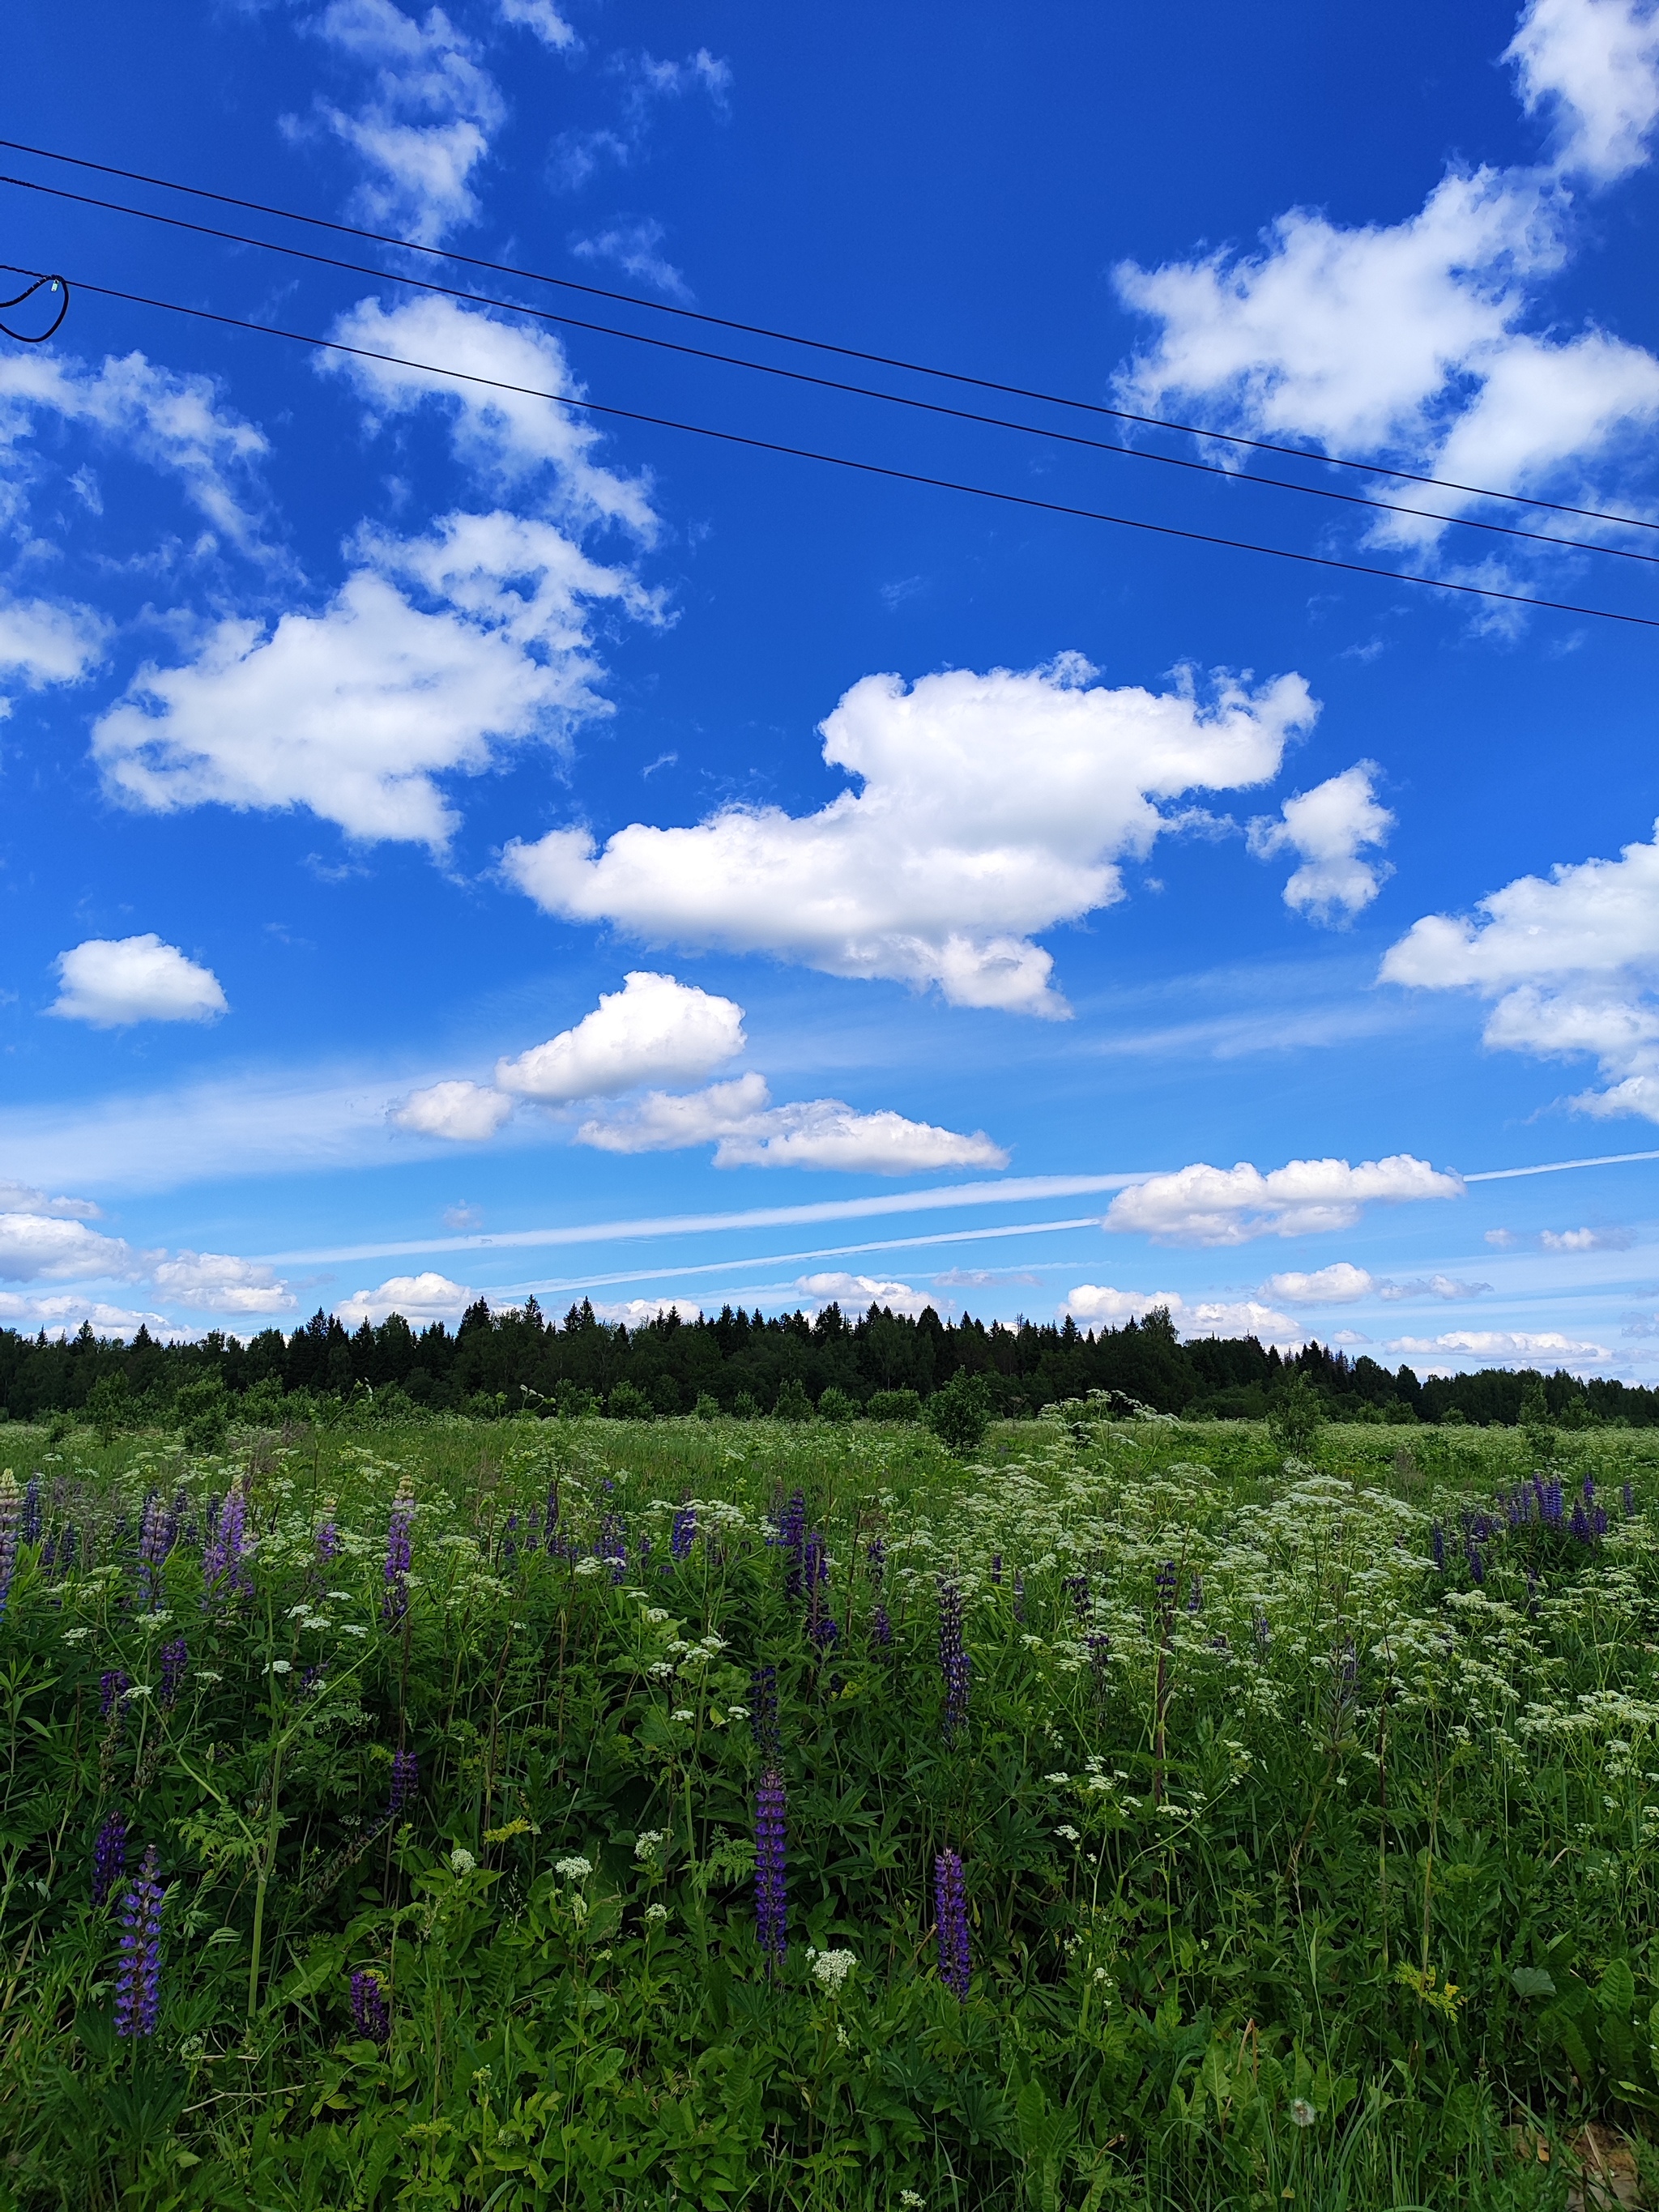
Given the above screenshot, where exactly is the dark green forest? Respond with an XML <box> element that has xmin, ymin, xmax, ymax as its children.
<box><xmin>1</xmin><ymin>1295</ymin><xmax>1653</xmax><ymax>1429</ymax></box>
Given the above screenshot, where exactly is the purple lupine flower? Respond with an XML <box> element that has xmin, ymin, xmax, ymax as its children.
<box><xmin>350</xmin><ymin>1967</ymin><xmax>390</xmax><ymax>2044</ymax></box>
<box><xmin>1154</xmin><ymin>1561</ymin><xmax>1178</xmax><ymax>1625</ymax></box>
<box><xmin>777</xmin><ymin>1489</ymin><xmax>808</xmax><ymax>1598</ymax></box>
<box><xmin>872</xmin><ymin>1601</ymin><xmax>893</xmax><ymax>1647</ymax></box>
<box><xmin>990</xmin><ymin>1553</ymin><xmax>1002</xmax><ymax>1584</ymax></box>
<box><xmin>637</xmin><ymin>1533</ymin><xmax>651</xmax><ymax>1571</ymax></box>
<box><xmin>387</xmin><ymin>1747</ymin><xmax>418</xmax><ymax>1817</ymax></box>
<box><xmin>20</xmin><ymin>1474</ymin><xmax>41</xmax><ymax>1549</ymax></box>
<box><xmin>203</xmin><ymin>1482</ymin><xmax>249</xmax><ymax>1605</ymax></box>
<box><xmin>382</xmin><ymin>1480</ymin><xmax>414</xmax><ymax>1626</ymax></box>
<box><xmin>0</xmin><ymin>1470</ymin><xmax>19</xmax><ymax>1620</ymax></box>
<box><xmin>100</xmin><ymin>1668</ymin><xmax>130</xmax><ymax>1718</ymax></box>
<box><xmin>135</xmin><ymin>1493</ymin><xmax>168</xmax><ymax>1612</ymax></box>
<box><xmin>1467</xmin><ymin>1546</ymin><xmax>1486</xmax><ymax>1584</ymax></box>
<box><xmin>545</xmin><ymin>1480</ymin><xmax>561</xmax><ymax>1544</ymax></box>
<box><xmin>114</xmin><ymin>1846</ymin><xmax>164</xmax><ymax>2039</ymax></box>
<box><xmin>162</xmin><ymin>1488</ymin><xmax>187</xmax><ymax>1557</ymax></box>
<box><xmin>1186</xmin><ymin>1574</ymin><xmax>1204</xmax><ymax>1614</ymax></box>
<box><xmin>1583</xmin><ymin>1473</ymin><xmax>1597</xmax><ymax>1506</ymax></box>
<box><xmin>1570</xmin><ymin>1501</ymin><xmax>1593</xmax><ymax>1545</ymax></box>
<box><xmin>810</xmin><ymin>1612</ymin><xmax>839</xmax><ymax>1652</ymax></box>
<box><xmin>1624</xmin><ymin>1482</ymin><xmax>1636</xmax><ymax>1517</ymax></box>
<box><xmin>1594</xmin><ymin>1504</ymin><xmax>1608</xmax><ymax>1537</ymax></box>
<box><xmin>1542</xmin><ymin>1480</ymin><xmax>1564</xmax><ymax>1528</ymax></box>
<box><xmin>315</xmin><ymin>1515</ymin><xmax>341</xmax><ymax>1564</ymax></box>
<box><xmin>671</xmin><ymin>1504</ymin><xmax>697</xmax><ymax>1562</ymax></box>
<box><xmin>804</xmin><ymin>1532</ymin><xmax>832</xmax><ymax>1646</ymax></box>
<box><xmin>748</xmin><ymin>1664</ymin><xmax>780</xmax><ymax>1762</ymax></box>
<box><xmin>1086</xmin><ymin>1630</ymin><xmax>1111</xmax><ymax>1703</ymax></box>
<box><xmin>1253</xmin><ymin>1611</ymin><xmax>1271</xmax><ymax>1651</ymax></box>
<box><xmin>937</xmin><ymin>1578</ymin><xmax>970</xmax><ymax>1745</ymax></box>
<box><xmin>159</xmin><ymin>1637</ymin><xmax>189</xmax><ymax>1711</ymax></box>
<box><xmin>41</xmin><ymin>1531</ymin><xmax>56</xmax><ymax>1570</ymax></box>
<box><xmin>500</xmin><ymin>1512</ymin><xmax>519</xmax><ymax>1568</ymax></box>
<box><xmin>58</xmin><ymin>1520</ymin><xmax>77</xmax><ymax>1572</ymax></box>
<box><xmin>1064</xmin><ymin>1573</ymin><xmax>1090</xmax><ymax>1630</ymax></box>
<box><xmin>934</xmin><ymin>1849</ymin><xmax>970</xmax><ymax>2001</ymax></box>
<box><xmin>867</xmin><ymin>1536</ymin><xmax>886</xmax><ymax>1580</ymax></box>
<box><xmin>1431</xmin><ymin>1524</ymin><xmax>1446</xmax><ymax>1571</ymax></box>
<box><xmin>92</xmin><ymin>1813</ymin><xmax>127</xmax><ymax>1905</ymax></box>
<box><xmin>754</xmin><ymin>1767</ymin><xmax>787</xmax><ymax>1963</ymax></box>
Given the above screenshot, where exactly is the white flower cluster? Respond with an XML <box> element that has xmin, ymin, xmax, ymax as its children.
<box><xmin>807</xmin><ymin>1946</ymin><xmax>856</xmax><ymax>1993</ymax></box>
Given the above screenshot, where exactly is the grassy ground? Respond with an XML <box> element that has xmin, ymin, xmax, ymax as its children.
<box><xmin>0</xmin><ymin>1410</ymin><xmax>1657</xmax><ymax>2210</ymax></box>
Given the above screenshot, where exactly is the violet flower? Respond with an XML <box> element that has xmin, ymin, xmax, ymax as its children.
<box><xmin>350</xmin><ymin>1967</ymin><xmax>390</xmax><ymax>2044</ymax></box>
<box><xmin>754</xmin><ymin>1768</ymin><xmax>787</xmax><ymax>1964</ymax></box>
<box><xmin>937</xmin><ymin>1578</ymin><xmax>970</xmax><ymax>1745</ymax></box>
<box><xmin>114</xmin><ymin>1846</ymin><xmax>164</xmax><ymax>2039</ymax></box>
<box><xmin>100</xmin><ymin>1668</ymin><xmax>130</xmax><ymax>1719</ymax></box>
<box><xmin>934</xmin><ymin>1849</ymin><xmax>970</xmax><ymax>2001</ymax></box>
<box><xmin>382</xmin><ymin>1480</ymin><xmax>414</xmax><ymax>1626</ymax></box>
<box><xmin>203</xmin><ymin>1481</ymin><xmax>249</xmax><ymax>1605</ymax></box>
<box><xmin>388</xmin><ymin>1747</ymin><xmax>419</xmax><ymax>1817</ymax></box>
<box><xmin>20</xmin><ymin>1473</ymin><xmax>41</xmax><ymax>1549</ymax></box>
<box><xmin>0</xmin><ymin>1470</ymin><xmax>19</xmax><ymax>1621</ymax></box>
<box><xmin>135</xmin><ymin>1492</ymin><xmax>168</xmax><ymax>1612</ymax></box>
<box><xmin>671</xmin><ymin>1504</ymin><xmax>697</xmax><ymax>1562</ymax></box>
<box><xmin>92</xmin><ymin>1813</ymin><xmax>127</xmax><ymax>1906</ymax></box>
<box><xmin>159</xmin><ymin>1638</ymin><xmax>189</xmax><ymax>1711</ymax></box>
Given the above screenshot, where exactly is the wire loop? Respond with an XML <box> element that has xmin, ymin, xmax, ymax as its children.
<box><xmin>0</xmin><ymin>271</ymin><xmax>68</xmax><ymax>343</ymax></box>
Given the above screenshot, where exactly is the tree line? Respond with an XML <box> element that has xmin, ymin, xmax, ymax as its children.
<box><xmin>0</xmin><ymin>1298</ymin><xmax>1651</xmax><ymax>1430</ymax></box>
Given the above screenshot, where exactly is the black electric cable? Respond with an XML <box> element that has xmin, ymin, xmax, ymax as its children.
<box><xmin>5</xmin><ymin>167</ymin><xmax>1654</xmax><ymax>572</ymax></box>
<box><xmin>0</xmin><ymin>269</ymin><xmax>66</xmax><ymax>342</ymax></box>
<box><xmin>3</xmin><ymin>133</ymin><xmax>1656</xmax><ymax>539</ymax></box>
<box><xmin>24</xmin><ymin>258</ymin><xmax>1658</xmax><ymax>633</ymax></box>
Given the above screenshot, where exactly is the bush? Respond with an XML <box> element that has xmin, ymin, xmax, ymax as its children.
<box><xmin>924</xmin><ymin>1371</ymin><xmax>992</xmax><ymax>1455</ymax></box>
<box><xmin>172</xmin><ymin>1375</ymin><xmax>229</xmax><ymax>1452</ymax></box>
<box><xmin>694</xmin><ymin>1393</ymin><xmax>722</xmax><ymax>1420</ymax></box>
<box><xmin>548</xmin><ymin>1380</ymin><xmax>598</xmax><ymax>1417</ymax></box>
<box><xmin>84</xmin><ymin>1372</ymin><xmax>131</xmax><ymax>1444</ymax></box>
<box><xmin>866</xmin><ymin>1387</ymin><xmax>921</xmax><ymax>1423</ymax></box>
<box><xmin>1265</xmin><ymin>1371</ymin><xmax>1324</xmax><ymax>1460</ymax></box>
<box><xmin>649</xmin><ymin>1374</ymin><xmax>684</xmax><ymax>1415</ymax></box>
<box><xmin>607</xmin><ymin>1381</ymin><xmax>655</xmax><ymax>1421</ymax></box>
<box><xmin>817</xmin><ymin>1386</ymin><xmax>857</xmax><ymax>1423</ymax></box>
<box><xmin>731</xmin><ymin>1391</ymin><xmax>760</xmax><ymax>1420</ymax></box>
<box><xmin>773</xmin><ymin>1379</ymin><xmax>814</xmax><ymax>1423</ymax></box>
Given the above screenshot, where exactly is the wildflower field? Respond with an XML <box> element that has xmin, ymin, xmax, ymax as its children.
<box><xmin>2</xmin><ymin>1409</ymin><xmax>1658</xmax><ymax>2211</ymax></box>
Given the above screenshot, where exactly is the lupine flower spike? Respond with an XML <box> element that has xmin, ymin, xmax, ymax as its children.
<box><xmin>92</xmin><ymin>1813</ymin><xmax>127</xmax><ymax>1905</ymax></box>
<box><xmin>754</xmin><ymin>1768</ymin><xmax>788</xmax><ymax>1963</ymax></box>
<box><xmin>0</xmin><ymin>1470</ymin><xmax>19</xmax><ymax>1621</ymax></box>
<box><xmin>382</xmin><ymin>1478</ymin><xmax>415</xmax><ymax>1626</ymax></box>
<box><xmin>350</xmin><ymin>1967</ymin><xmax>391</xmax><ymax>2044</ymax></box>
<box><xmin>388</xmin><ymin>1747</ymin><xmax>419</xmax><ymax>1818</ymax></box>
<box><xmin>938</xmin><ymin>1579</ymin><xmax>970</xmax><ymax>1745</ymax></box>
<box><xmin>935</xmin><ymin>1849</ymin><xmax>970</xmax><ymax>2000</ymax></box>
<box><xmin>159</xmin><ymin>1638</ymin><xmax>189</xmax><ymax>1711</ymax></box>
<box><xmin>114</xmin><ymin>1846</ymin><xmax>164</xmax><ymax>2039</ymax></box>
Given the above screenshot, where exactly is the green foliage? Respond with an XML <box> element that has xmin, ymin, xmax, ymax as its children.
<box><xmin>171</xmin><ymin>1375</ymin><xmax>228</xmax><ymax>1451</ymax></box>
<box><xmin>605</xmin><ymin>1380</ymin><xmax>655</xmax><ymax>1421</ymax></box>
<box><xmin>867</xmin><ymin>1387</ymin><xmax>922</xmax><ymax>1422</ymax></box>
<box><xmin>773</xmin><ymin>1378</ymin><xmax>814</xmax><ymax>1422</ymax></box>
<box><xmin>924</xmin><ymin>1369</ymin><xmax>994</xmax><ymax>1455</ymax></box>
<box><xmin>817</xmin><ymin>1385</ymin><xmax>857</xmax><ymax>1423</ymax></box>
<box><xmin>0</xmin><ymin>1417</ymin><xmax>1656</xmax><ymax>2209</ymax></box>
<box><xmin>1267</xmin><ymin>1369</ymin><xmax>1325</xmax><ymax>1459</ymax></box>
<box><xmin>84</xmin><ymin>1371</ymin><xmax>131</xmax><ymax>1444</ymax></box>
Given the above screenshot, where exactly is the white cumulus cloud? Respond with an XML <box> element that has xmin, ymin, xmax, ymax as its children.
<box><xmin>1261</xmin><ymin>1262</ymin><xmax>1375</xmax><ymax>1303</ymax></box>
<box><xmin>336</xmin><ymin>1270</ymin><xmax>476</xmax><ymax>1326</ymax></box>
<box><xmin>1380</xmin><ymin>817</ymin><xmax>1659</xmax><ymax>1119</ymax></box>
<box><xmin>393</xmin><ymin>1080</ymin><xmax>515</xmax><ymax>1141</ymax></box>
<box><xmin>1114</xmin><ymin>0</ymin><xmax>1659</xmax><ymax>554</ymax></box>
<box><xmin>0</xmin><ymin>1181</ymin><xmax>100</xmax><ymax>1221</ymax></box>
<box><xmin>0</xmin><ymin>1213</ymin><xmax>136</xmax><ymax>1283</ymax></box>
<box><xmin>1104</xmin><ymin>1154</ymin><xmax>1463</xmax><ymax>1246</ymax></box>
<box><xmin>591</xmin><ymin>1297</ymin><xmax>703</xmax><ymax>1326</ymax></box>
<box><xmin>496</xmin><ymin>970</ymin><xmax>745</xmax><ymax>1102</ymax></box>
<box><xmin>1387</xmin><ymin>1328</ymin><xmax>1611</xmax><ymax>1363</ymax></box>
<box><xmin>505</xmin><ymin>658</ymin><xmax>1316</xmax><ymax>1016</ymax></box>
<box><xmin>0</xmin><ymin>596</ymin><xmax>109</xmax><ymax>702</ymax></box>
<box><xmin>310</xmin><ymin>0</ymin><xmax>505</xmax><ymax>245</ymax></box>
<box><xmin>324</xmin><ymin>296</ymin><xmax>657</xmax><ymax>538</ymax></box>
<box><xmin>1062</xmin><ymin>1283</ymin><xmax>1303</xmax><ymax>1344</ymax></box>
<box><xmin>0</xmin><ymin>1294</ymin><xmax>181</xmax><ymax>1340</ymax></box>
<box><xmin>1541</xmin><ymin>1223</ymin><xmax>1634</xmax><ymax>1248</ymax></box>
<box><xmin>795</xmin><ymin>1272</ymin><xmax>937</xmax><ymax>1316</ymax></box>
<box><xmin>497</xmin><ymin>0</ymin><xmax>578</xmax><ymax>51</ymax></box>
<box><xmin>1507</xmin><ymin>0</ymin><xmax>1659</xmax><ymax>181</ymax></box>
<box><xmin>92</xmin><ymin>511</ymin><xmax>648</xmax><ymax>850</ymax></box>
<box><xmin>1247</xmin><ymin>763</ymin><xmax>1394</xmax><ymax>923</ymax></box>
<box><xmin>577</xmin><ymin>1074</ymin><xmax>1007</xmax><ymax>1174</ymax></box>
<box><xmin>151</xmin><ymin>1251</ymin><xmax>296</xmax><ymax>1315</ymax></box>
<box><xmin>49</xmin><ymin>936</ymin><xmax>228</xmax><ymax>1027</ymax></box>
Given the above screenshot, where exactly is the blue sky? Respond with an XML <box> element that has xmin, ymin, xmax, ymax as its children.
<box><xmin>4</xmin><ymin>0</ymin><xmax>1659</xmax><ymax>1376</ymax></box>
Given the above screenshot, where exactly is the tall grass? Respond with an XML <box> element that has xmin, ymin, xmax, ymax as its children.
<box><xmin>0</xmin><ymin>1413</ymin><xmax>1655</xmax><ymax>2210</ymax></box>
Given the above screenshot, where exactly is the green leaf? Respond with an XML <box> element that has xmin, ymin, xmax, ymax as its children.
<box><xmin>1511</xmin><ymin>1966</ymin><xmax>1557</xmax><ymax>2000</ymax></box>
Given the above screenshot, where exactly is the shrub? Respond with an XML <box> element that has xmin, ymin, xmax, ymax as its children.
<box><xmin>773</xmin><ymin>1379</ymin><xmax>814</xmax><ymax>1423</ymax></box>
<box><xmin>731</xmin><ymin>1391</ymin><xmax>760</xmax><ymax>1420</ymax></box>
<box><xmin>172</xmin><ymin>1375</ymin><xmax>229</xmax><ymax>1452</ymax></box>
<box><xmin>1266</xmin><ymin>1370</ymin><xmax>1324</xmax><ymax>1460</ymax></box>
<box><xmin>607</xmin><ymin>1381</ymin><xmax>655</xmax><ymax>1421</ymax></box>
<box><xmin>694</xmin><ymin>1393</ymin><xmax>722</xmax><ymax>1420</ymax></box>
<box><xmin>817</xmin><ymin>1386</ymin><xmax>857</xmax><ymax>1423</ymax></box>
<box><xmin>924</xmin><ymin>1371</ymin><xmax>992</xmax><ymax>1455</ymax></box>
<box><xmin>866</xmin><ymin>1388</ymin><xmax>921</xmax><ymax>1423</ymax></box>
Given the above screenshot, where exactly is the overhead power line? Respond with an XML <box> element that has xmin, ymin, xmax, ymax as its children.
<box><xmin>3</xmin><ymin>133</ymin><xmax>1657</xmax><ymax>540</ymax></box>
<box><xmin>0</xmin><ymin>269</ymin><xmax>66</xmax><ymax>342</ymax></box>
<box><xmin>20</xmin><ymin>258</ymin><xmax>1658</xmax><ymax>633</ymax></box>
<box><xmin>4</xmin><ymin>167</ymin><xmax>1655</xmax><ymax>572</ymax></box>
